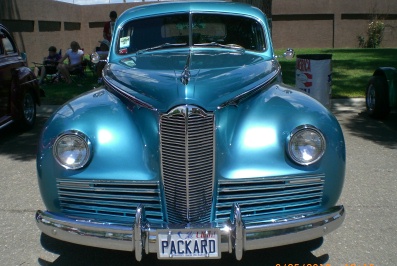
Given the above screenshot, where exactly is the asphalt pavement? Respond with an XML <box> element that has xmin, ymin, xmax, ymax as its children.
<box><xmin>1</xmin><ymin>98</ymin><xmax>396</xmax><ymax>265</ymax></box>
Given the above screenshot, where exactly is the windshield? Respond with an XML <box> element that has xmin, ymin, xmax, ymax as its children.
<box><xmin>117</xmin><ymin>13</ymin><xmax>266</xmax><ymax>54</ymax></box>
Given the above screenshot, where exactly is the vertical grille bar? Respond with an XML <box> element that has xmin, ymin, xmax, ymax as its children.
<box><xmin>160</xmin><ymin>105</ymin><xmax>214</xmax><ymax>223</ymax></box>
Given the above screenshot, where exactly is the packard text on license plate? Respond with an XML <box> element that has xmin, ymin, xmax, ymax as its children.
<box><xmin>158</xmin><ymin>229</ymin><xmax>220</xmax><ymax>259</ymax></box>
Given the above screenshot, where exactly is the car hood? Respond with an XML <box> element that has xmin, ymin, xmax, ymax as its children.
<box><xmin>105</xmin><ymin>50</ymin><xmax>279</xmax><ymax>112</ymax></box>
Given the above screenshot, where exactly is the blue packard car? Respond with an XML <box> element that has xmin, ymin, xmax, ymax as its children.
<box><xmin>36</xmin><ymin>1</ymin><xmax>345</xmax><ymax>261</ymax></box>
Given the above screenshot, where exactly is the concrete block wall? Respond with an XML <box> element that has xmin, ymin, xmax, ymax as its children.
<box><xmin>271</xmin><ymin>0</ymin><xmax>397</xmax><ymax>49</ymax></box>
<box><xmin>0</xmin><ymin>0</ymin><xmax>143</xmax><ymax>66</ymax></box>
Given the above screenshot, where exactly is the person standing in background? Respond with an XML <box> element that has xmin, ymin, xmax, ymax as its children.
<box><xmin>103</xmin><ymin>11</ymin><xmax>117</xmax><ymax>42</ymax></box>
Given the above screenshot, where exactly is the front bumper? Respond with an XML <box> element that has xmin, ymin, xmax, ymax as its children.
<box><xmin>36</xmin><ymin>204</ymin><xmax>345</xmax><ymax>261</ymax></box>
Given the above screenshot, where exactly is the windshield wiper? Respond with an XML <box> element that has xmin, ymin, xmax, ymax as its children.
<box><xmin>194</xmin><ymin>42</ymin><xmax>245</xmax><ymax>52</ymax></box>
<box><xmin>136</xmin><ymin>43</ymin><xmax>187</xmax><ymax>54</ymax></box>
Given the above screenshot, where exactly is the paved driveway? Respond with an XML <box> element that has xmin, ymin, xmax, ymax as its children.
<box><xmin>0</xmin><ymin>99</ymin><xmax>396</xmax><ymax>265</ymax></box>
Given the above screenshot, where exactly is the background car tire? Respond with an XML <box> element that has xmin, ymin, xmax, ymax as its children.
<box><xmin>366</xmin><ymin>75</ymin><xmax>390</xmax><ymax>119</ymax></box>
<box><xmin>19</xmin><ymin>90</ymin><xmax>37</xmax><ymax>130</ymax></box>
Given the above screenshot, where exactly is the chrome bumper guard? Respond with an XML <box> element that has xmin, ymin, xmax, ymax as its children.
<box><xmin>36</xmin><ymin>204</ymin><xmax>345</xmax><ymax>261</ymax></box>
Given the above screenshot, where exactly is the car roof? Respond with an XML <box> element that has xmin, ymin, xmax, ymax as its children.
<box><xmin>110</xmin><ymin>1</ymin><xmax>273</xmax><ymax>61</ymax></box>
<box><xmin>117</xmin><ymin>1</ymin><xmax>267</xmax><ymax>24</ymax></box>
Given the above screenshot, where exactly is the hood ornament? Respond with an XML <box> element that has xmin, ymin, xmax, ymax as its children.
<box><xmin>180</xmin><ymin>53</ymin><xmax>191</xmax><ymax>85</ymax></box>
<box><xmin>181</xmin><ymin>68</ymin><xmax>191</xmax><ymax>85</ymax></box>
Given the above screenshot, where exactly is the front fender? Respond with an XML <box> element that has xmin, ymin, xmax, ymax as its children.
<box><xmin>37</xmin><ymin>88</ymin><xmax>161</xmax><ymax>211</ymax></box>
<box><xmin>215</xmin><ymin>85</ymin><xmax>345</xmax><ymax>208</ymax></box>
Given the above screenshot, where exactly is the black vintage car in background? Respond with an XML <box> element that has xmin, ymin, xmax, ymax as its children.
<box><xmin>366</xmin><ymin>67</ymin><xmax>397</xmax><ymax>119</ymax></box>
<box><xmin>0</xmin><ymin>24</ymin><xmax>41</xmax><ymax>130</ymax></box>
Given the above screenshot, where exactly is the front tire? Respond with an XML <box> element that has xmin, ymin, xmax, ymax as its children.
<box><xmin>20</xmin><ymin>90</ymin><xmax>37</xmax><ymax>130</ymax></box>
<box><xmin>366</xmin><ymin>75</ymin><xmax>390</xmax><ymax>119</ymax></box>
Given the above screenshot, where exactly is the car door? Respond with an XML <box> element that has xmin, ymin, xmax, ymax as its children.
<box><xmin>0</xmin><ymin>27</ymin><xmax>21</xmax><ymax>125</ymax></box>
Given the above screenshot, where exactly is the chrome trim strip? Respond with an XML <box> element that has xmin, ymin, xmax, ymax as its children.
<box><xmin>183</xmin><ymin>107</ymin><xmax>191</xmax><ymax>221</ymax></box>
<box><xmin>19</xmin><ymin>78</ymin><xmax>39</xmax><ymax>87</ymax></box>
<box><xmin>0</xmin><ymin>119</ymin><xmax>14</xmax><ymax>130</ymax></box>
<box><xmin>217</xmin><ymin>62</ymin><xmax>280</xmax><ymax>109</ymax></box>
<box><xmin>104</xmin><ymin>76</ymin><xmax>157</xmax><ymax>111</ymax></box>
<box><xmin>36</xmin><ymin>205</ymin><xmax>344</xmax><ymax>261</ymax></box>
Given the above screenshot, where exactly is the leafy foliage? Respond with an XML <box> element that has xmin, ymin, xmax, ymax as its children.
<box><xmin>358</xmin><ymin>19</ymin><xmax>385</xmax><ymax>48</ymax></box>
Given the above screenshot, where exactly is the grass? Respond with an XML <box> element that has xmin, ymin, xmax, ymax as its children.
<box><xmin>40</xmin><ymin>68</ymin><xmax>99</xmax><ymax>105</ymax></box>
<box><xmin>40</xmin><ymin>48</ymin><xmax>397</xmax><ymax>105</ymax></box>
<box><xmin>276</xmin><ymin>48</ymin><xmax>397</xmax><ymax>98</ymax></box>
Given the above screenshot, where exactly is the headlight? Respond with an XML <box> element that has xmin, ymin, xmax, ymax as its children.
<box><xmin>287</xmin><ymin>125</ymin><xmax>326</xmax><ymax>165</ymax></box>
<box><xmin>53</xmin><ymin>130</ymin><xmax>92</xmax><ymax>169</ymax></box>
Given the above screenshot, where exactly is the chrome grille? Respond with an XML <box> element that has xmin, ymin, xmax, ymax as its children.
<box><xmin>57</xmin><ymin>179</ymin><xmax>163</xmax><ymax>225</ymax></box>
<box><xmin>160</xmin><ymin>105</ymin><xmax>214</xmax><ymax>223</ymax></box>
<box><xmin>215</xmin><ymin>174</ymin><xmax>325</xmax><ymax>225</ymax></box>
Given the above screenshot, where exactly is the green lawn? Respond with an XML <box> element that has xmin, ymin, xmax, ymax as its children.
<box><xmin>40</xmin><ymin>68</ymin><xmax>99</xmax><ymax>105</ymax></box>
<box><xmin>40</xmin><ymin>48</ymin><xmax>397</xmax><ymax>105</ymax></box>
<box><xmin>276</xmin><ymin>48</ymin><xmax>397</xmax><ymax>98</ymax></box>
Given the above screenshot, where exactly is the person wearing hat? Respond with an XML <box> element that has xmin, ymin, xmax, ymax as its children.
<box><xmin>103</xmin><ymin>11</ymin><xmax>117</xmax><ymax>42</ymax></box>
<box><xmin>98</xmin><ymin>39</ymin><xmax>110</xmax><ymax>53</ymax></box>
<box><xmin>34</xmin><ymin>46</ymin><xmax>62</xmax><ymax>85</ymax></box>
<box><xmin>94</xmin><ymin>39</ymin><xmax>110</xmax><ymax>83</ymax></box>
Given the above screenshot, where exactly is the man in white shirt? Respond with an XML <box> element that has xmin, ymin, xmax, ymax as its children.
<box><xmin>57</xmin><ymin>41</ymin><xmax>84</xmax><ymax>84</ymax></box>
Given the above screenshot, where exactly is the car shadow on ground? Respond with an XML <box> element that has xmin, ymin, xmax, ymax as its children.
<box><xmin>334</xmin><ymin>109</ymin><xmax>397</xmax><ymax>149</ymax></box>
<box><xmin>38</xmin><ymin>233</ymin><xmax>329</xmax><ymax>266</ymax></box>
<box><xmin>0</xmin><ymin>116</ymin><xmax>48</xmax><ymax>161</ymax></box>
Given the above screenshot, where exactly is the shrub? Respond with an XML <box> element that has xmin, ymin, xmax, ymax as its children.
<box><xmin>358</xmin><ymin>19</ymin><xmax>385</xmax><ymax>48</ymax></box>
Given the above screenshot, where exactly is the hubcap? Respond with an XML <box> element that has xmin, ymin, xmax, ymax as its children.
<box><xmin>23</xmin><ymin>93</ymin><xmax>35</xmax><ymax>123</ymax></box>
<box><xmin>366</xmin><ymin>85</ymin><xmax>376</xmax><ymax>111</ymax></box>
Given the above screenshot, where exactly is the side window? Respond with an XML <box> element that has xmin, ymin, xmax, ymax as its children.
<box><xmin>0</xmin><ymin>30</ymin><xmax>17</xmax><ymax>54</ymax></box>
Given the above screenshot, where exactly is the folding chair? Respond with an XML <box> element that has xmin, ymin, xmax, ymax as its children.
<box><xmin>69</xmin><ymin>59</ymin><xmax>89</xmax><ymax>78</ymax></box>
<box><xmin>32</xmin><ymin>49</ymin><xmax>62</xmax><ymax>84</ymax></box>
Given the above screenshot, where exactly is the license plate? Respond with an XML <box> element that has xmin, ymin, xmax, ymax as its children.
<box><xmin>157</xmin><ymin>229</ymin><xmax>220</xmax><ymax>259</ymax></box>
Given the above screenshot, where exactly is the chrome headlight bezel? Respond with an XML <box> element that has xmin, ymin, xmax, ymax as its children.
<box><xmin>53</xmin><ymin>130</ymin><xmax>92</xmax><ymax>170</ymax></box>
<box><xmin>287</xmin><ymin>125</ymin><xmax>326</xmax><ymax>166</ymax></box>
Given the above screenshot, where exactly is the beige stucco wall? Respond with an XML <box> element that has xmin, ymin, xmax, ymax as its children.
<box><xmin>272</xmin><ymin>0</ymin><xmax>397</xmax><ymax>49</ymax></box>
<box><xmin>272</xmin><ymin>19</ymin><xmax>334</xmax><ymax>49</ymax></box>
<box><xmin>0</xmin><ymin>0</ymin><xmax>143</xmax><ymax>66</ymax></box>
<box><xmin>1</xmin><ymin>0</ymin><xmax>396</xmax><ymax>67</ymax></box>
